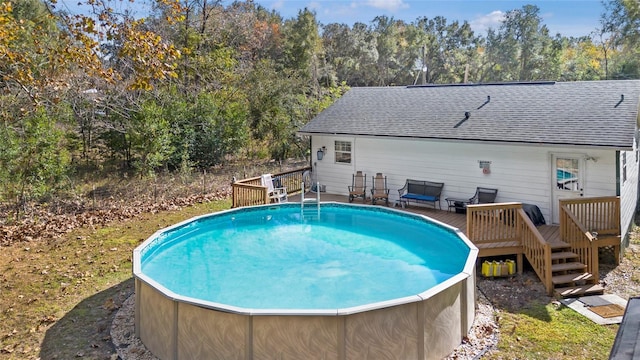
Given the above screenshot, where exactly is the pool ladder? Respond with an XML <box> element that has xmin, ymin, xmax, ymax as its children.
<box><xmin>300</xmin><ymin>182</ymin><xmax>321</xmax><ymax>219</ymax></box>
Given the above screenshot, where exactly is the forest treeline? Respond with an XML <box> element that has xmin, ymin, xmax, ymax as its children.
<box><xmin>1</xmin><ymin>0</ymin><xmax>639</xmax><ymax>205</ymax></box>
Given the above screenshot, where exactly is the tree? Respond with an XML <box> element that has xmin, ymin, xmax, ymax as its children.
<box><xmin>556</xmin><ymin>37</ymin><xmax>604</xmax><ymax>81</ymax></box>
<box><xmin>0</xmin><ymin>1</ymin><xmax>74</xmax><ymax>208</ymax></box>
<box><xmin>598</xmin><ymin>0</ymin><xmax>640</xmax><ymax>79</ymax></box>
<box><xmin>0</xmin><ymin>108</ymin><xmax>70</xmax><ymax>212</ymax></box>
<box><xmin>322</xmin><ymin>22</ymin><xmax>378</xmax><ymax>86</ymax></box>
<box><xmin>369</xmin><ymin>16</ymin><xmax>403</xmax><ymax>86</ymax></box>
<box><xmin>415</xmin><ymin>16</ymin><xmax>481</xmax><ymax>84</ymax></box>
<box><xmin>0</xmin><ymin>1</ymin><xmax>352</xmax><ymax>207</ymax></box>
<box><xmin>281</xmin><ymin>9</ymin><xmax>323</xmax><ymax>88</ymax></box>
<box><xmin>480</xmin><ymin>5</ymin><xmax>561</xmax><ymax>81</ymax></box>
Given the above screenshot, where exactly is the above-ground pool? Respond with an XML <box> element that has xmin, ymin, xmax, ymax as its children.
<box><xmin>133</xmin><ymin>202</ymin><xmax>478</xmax><ymax>360</ymax></box>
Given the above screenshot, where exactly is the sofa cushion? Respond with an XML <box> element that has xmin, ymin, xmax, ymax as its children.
<box><xmin>401</xmin><ymin>193</ymin><xmax>437</xmax><ymax>202</ymax></box>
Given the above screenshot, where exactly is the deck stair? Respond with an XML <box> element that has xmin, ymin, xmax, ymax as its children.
<box><xmin>550</xmin><ymin>241</ymin><xmax>604</xmax><ymax>298</ymax></box>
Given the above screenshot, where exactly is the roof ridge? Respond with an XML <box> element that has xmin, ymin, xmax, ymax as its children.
<box><xmin>406</xmin><ymin>81</ymin><xmax>555</xmax><ymax>89</ymax></box>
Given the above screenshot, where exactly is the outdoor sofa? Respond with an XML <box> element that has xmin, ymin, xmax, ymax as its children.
<box><xmin>397</xmin><ymin>179</ymin><xmax>444</xmax><ymax>209</ymax></box>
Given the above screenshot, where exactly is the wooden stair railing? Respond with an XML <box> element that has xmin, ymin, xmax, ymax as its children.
<box><xmin>517</xmin><ymin>208</ymin><xmax>553</xmax><ymax>295</ymax></box>
<box><xmin>549</xmin><ymin>197</ymin><xmax>620</xmax><ymax>297</ymax></box>
<box><xmin>559</xmin><ymin>203</ymin><xmax>598</xmax><ymax>279</ymax></box>
<box><xmin>559</xmin><ymin>196</ymin><xmax>621</xmax><ymax>279</ymax></box>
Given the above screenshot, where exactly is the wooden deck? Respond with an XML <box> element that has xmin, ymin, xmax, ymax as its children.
<box><xmin>289</xmin><ymin>193</ymin><xmax>560</xmax><ymax>243</ymax></box>
<box><xmin>260</xmin><ymin>189</ymin><xmax>620</xmax><ymax>296</ymax></box>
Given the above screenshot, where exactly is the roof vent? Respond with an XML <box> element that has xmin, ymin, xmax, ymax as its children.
<box><xmin>615</xmin><ymin>94</ymin><xmax>624</xmax><ymax>108</ymax></box>
<box><xmin>477</xmin><ymin>95</ymin><xmax>491</xmax><ymax>110</ymax></box>
<box><xmin>454</xmin><ymin>112</ymin><xmax>471</xmax><ymax>128</ymax></box>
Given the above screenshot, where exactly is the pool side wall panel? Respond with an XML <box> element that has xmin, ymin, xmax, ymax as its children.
<box><xmin>177</xmin><ymin>302</ymin><xmax>247</xmax><ymax>359</ymax></box>
<box><xmin>136</xmin><ymin>275</ymin><xmax>476</xmax><ymax>360</ymax></box>
<box><xmin>138</xmin><ymin>280</ymin><xmax>177</xmax><ymax>360</ymax></box>
<box><xmin>345</xmin><ymin>302</ymin><xmax>419</xmax><ymax>359</ymax></box>
<box><xmin>253</xmin><ymin>316</ymin><xmax>339</xmax><ymax>359</ymax></box>
<box><xmin>422</xmin><ymin>281</ymin><xmax>464</xmax><ymax>359</ymax></box>
<box><xmin>463</xmin><ymin>268</ymin><xmax>476</xmax><ymax>334</ymax></box>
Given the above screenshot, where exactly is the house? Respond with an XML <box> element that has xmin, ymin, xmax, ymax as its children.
<box><xmin>298</xmin><ymin>80</ymin><xmax>640</xmax><ymax>242</ymax></box>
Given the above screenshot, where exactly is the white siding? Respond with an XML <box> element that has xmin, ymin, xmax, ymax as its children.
<box><xmin>312</xmin><ymin>136</ymin><xmax>619</xmax><ymax>225</ymax></box>
<box><xmin>620</xmin><ymin>146</ymin><xmax>639</xmax><ymax>241</ymax></box>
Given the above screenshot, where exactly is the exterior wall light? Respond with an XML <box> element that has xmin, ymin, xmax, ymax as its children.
<box><xmin>317</xmin><ymin>146</ymin><xmax>326</xmax><ymax>161</ymax></box>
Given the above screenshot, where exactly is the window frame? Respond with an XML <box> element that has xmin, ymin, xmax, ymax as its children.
<box><xmin>334</xmin><ymin>140</ymin><xmax>352</xmax><ymax>164</ymax></box>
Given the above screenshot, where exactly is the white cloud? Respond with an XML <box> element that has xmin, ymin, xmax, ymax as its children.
<box><xmin>365</xmin><ymin>0</ymin><xmax>409</xmax><ymax>12</ymax></box>
<box><xmin>307</xmin><ymin>1</ymin><xmax>322</xmax><ymax>12</ymax></box>
<box><xmin>470</xmin><ymin>10</ymin><xmax>505</xmax><ymax>33</ymax></box>
<box><xmin>269</xmin><ymin>0</ymin><xmax>286</xmax><ymax>10</ymax></box>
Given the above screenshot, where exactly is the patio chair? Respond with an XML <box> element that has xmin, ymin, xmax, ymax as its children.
<box><xmin>472</xmin><ymin>187</ymin><xmax>499</xmax><ymax>204</ymax></box>
<box><xmin>371</xmin><ymin>172</ymin><xmax>390</xmax><ymax>206</ymax></box>
<box><xmin>446</xmin><ymin>187</ymin><xmax>498</xmax><ymax>213</ymax></box>
<box><xmin>261</xmin><ymin>174</ymin><xmax>288</xmax><ymax>203</ymax></box>
<box><xmin>348</xmin><ymin>171</ymin><xmax>367</xmax><ymax>202</ymax></box>
<box><xmin>302</xmin><ymin>170</ymin><xmax>313</xmax><ymax>193</ymax></box>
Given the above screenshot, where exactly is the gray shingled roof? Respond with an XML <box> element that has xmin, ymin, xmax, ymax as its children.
<box><xmin>298</xmin><ymin>80</ymin><xmax>640</xmax><ymax>149</ymax></box>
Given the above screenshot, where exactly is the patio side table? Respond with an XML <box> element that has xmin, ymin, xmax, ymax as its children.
<box><xmin>445</xmin><ymin>198</ymin><xmax>469</xmax><ymax>213</ymax></box>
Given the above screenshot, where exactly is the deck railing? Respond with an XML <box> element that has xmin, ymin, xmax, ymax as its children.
<box><xmin>467</xmin><ymin>203</ymin><xmax>552</xmax><ymax>294</ymax></box>
<box><xmin>559</xmin><ymin>196</ymin><xmax>621</xmax><ymax>280</ymax></box>
<box><xmin>466</xmin><ymin>203</ymin><xmax>521</xmax><ymax>245</ymax></box>
<box><xmin>231</xmin><ymin>166</ymin><xmax>312</xmax><ymax>208</ymax></box>
<box><xmin>560</xmin><ymin>196</ymin><xmax>620</xmax><ymax>233</ymax></box>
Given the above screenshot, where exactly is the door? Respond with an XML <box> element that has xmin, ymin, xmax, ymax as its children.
<box><xmin>552</xmin><ymin>155</ymin><xmax>585</xmax><ymax>224</ymax></box>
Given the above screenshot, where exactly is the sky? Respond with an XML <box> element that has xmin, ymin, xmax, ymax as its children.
<box><xmin>56</xmin><ymin>0</ymin><xmax>606</xmax><ymax>38</ymax></box>
<box><xmin>257</xmin><ymin>0</ymin><xmax>605</xmax><ymax>37</ymax></box>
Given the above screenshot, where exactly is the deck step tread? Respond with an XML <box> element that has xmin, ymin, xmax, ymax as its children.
<box><xmin>555</xmin><ymin>284</ymin><xmax>605</xmax><ymax>297</ymax></box>
<box><xmin>551</xmin><ymin>252</ymin><xmax>579</xmax><ymax>260</ymax></box>
<box><xmin>549</xmin><ymin>241</ymin><xmax>571</xmax><ymax>250</ymax></box>
<box><xmin>552</xmin><ymin>272</ymin><xmax>595</xmax><ymax>285</ymax></box>
<box><xmin>552</xmin><ymin>262</ymin><xmax>587</xmax><ymax>272</ymax></box>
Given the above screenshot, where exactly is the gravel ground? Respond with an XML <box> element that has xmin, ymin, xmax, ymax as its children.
<box><xmin>112</xmin><ymin>241</ymin><xmax>640</xmax><ymax>360</ymax></box>
<box><xmin>109</xmin><ymin>276</ymin><xmax>510</xmax><ymax>360</ymax></box>
<box><xmin>110</xmin><ymin>290</ymin><xmax>500</xmax><ymax>360</ymax></box>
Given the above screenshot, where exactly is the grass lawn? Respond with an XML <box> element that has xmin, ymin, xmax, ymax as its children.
<box><xmin>0</xmin><ymin>198</ymin><xmax>632</xmax><ymax>359</ymax></box>
<box><xmin>0</xmin><ymin>199</ymin><xmax>230</xmax><ymax>359</ymax></box>
<box><xmin>486</xmin><ymin>301</ymin><xmax>617</xmax><ymax>359</ymax></box>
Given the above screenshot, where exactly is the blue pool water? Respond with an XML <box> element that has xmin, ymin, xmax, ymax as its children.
<box><xmin>557</xmin><ymin>168</ymin><xmax>577</xmax><ymax>181</ymax></box>
<box><xmin>140</xmin><ymin>204</ymin><xmax>471</xmax><ymax>310</ymax></box>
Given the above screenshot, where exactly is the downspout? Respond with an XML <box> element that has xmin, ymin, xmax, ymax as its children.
<box><xmin>353</xmin><ymin>137</ymin><xmax>356</xmax><ymax>171</ymax></box>
<box><xmin>309</xmin><ymin>137</ymin><xmax>313</xmax><ymax>168</ymax></box>
<box><xmin>616</xmin><ymin>151</ymin><xmax>620</xmax><ymax>196</ymax></box>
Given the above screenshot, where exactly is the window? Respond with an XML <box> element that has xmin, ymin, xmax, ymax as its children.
<box><xmin>556</xmin><ymin>157</ymin><xmax>580</xmax><ymax>191</ymax></box>
<box><xmin>334</xmin><ymin>141</ymin><xmax>351</xmax><ymax>164</ymax></box>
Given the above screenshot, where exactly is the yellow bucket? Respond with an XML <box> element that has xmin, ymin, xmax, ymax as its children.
<box><xmin>506</xmin><ymin>259</ymin><xmax>516</xmax><ymax>275</ymax></box>
<box><xmin>492</xmin><ymin>261</ymin><xmax>501</xmax><ymax>276</ymax></box>
<box><xmin>481</xmin><ymin>261</ymin><xmax>492</xmax><ymax>277</ymax></box>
